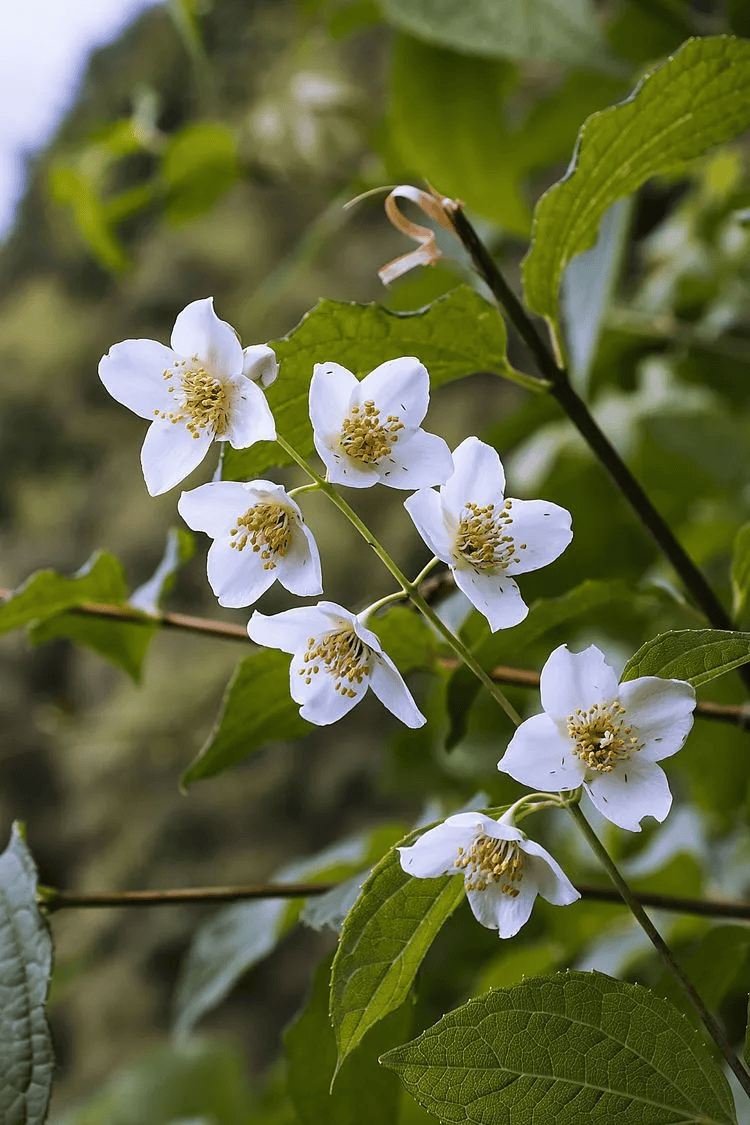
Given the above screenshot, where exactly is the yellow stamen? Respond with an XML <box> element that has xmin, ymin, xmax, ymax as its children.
<box><xmin>455</xmin><ymin>500</ymin><xmax>525</xmax><ymax>572</ymax></box>
<box><xmin>160</xmin><ymin>359</ymin><xmax>230</xmax><ymax>438</ymax></box>
<box><xmin>453</xmin><ymin>832</ymin><xmax>524</xmax><ymax>897</ymax></box>
<box><xmin>339</xmin><ymin>400</ymin><xmax>403</xmax><ymax>465</ymax></box>
<box><xmin>567</xmin><ymin>700</ymin><xmax>642</xmax><ymax>772</ymax></box>
<box><xmin>230</xmin><ymin>503</ymin><xmax>292</xmax><ymax>570</ymax></box>
<box><xmin>297</xmin><ymin>628</ymin><xmax>371</xmax><ymax>698</ymax></box>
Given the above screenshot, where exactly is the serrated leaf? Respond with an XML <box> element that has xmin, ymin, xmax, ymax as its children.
<box><xmin>223</xmin><ymin>288</ymin><xmax>516</xmax><ymax>482</ymax></box>
<box><xmin>130</xmin><ymin>527</ymin><xmax>195</xmax><ymax>614</ymax></box>
<box><xmin>28</xmin><ymin>612</ymin><xmax>157</xmax><ymax>682</ymax></box>
<box><xmin>380</xmin><ymin>0</ymin><xmax>611</xmax><ymax>69</ymax></box>
<box><xmin>181</xmin><ymin>649</ymin><xmax>310</xmax><ymax>787</ymax></box>
<box><xmin>382</xmin><ymin>971</ymin><xmax>737</xmax><ymax>1125</ymax></box>
<box><xmin>622</xmin><ymin>628</ymin><xmax>750</xmax><ymax>686</ymax></box>
<box><xmin>0</xmin><ymin>551</ymin><xmax>126</xmax><ymax>635</ymax></box>
<box><xmin>285</xmin><ymin>951</ymin><xmax>409</xmax><ymax>1125</ymax></box>
<box><xmin>523</xmin><ymin>37</ymin><xmax>750</xmax><ymax>324</ymax></box>
<box><xmin>731</xmin><ymin>523</ymin><xmax>750</xmax><ymax>627</ymax></box>
<box><xmin>0</xmin><ymin>824</ymin><xmax>54</xmax><ymax>1125</ymax></box>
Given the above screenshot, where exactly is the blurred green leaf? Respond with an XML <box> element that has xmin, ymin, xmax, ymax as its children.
<box><xmin>380</xmin><ymin>0</ymin><xmax>611</xmax><ymax>68</ymax></box>
<box><xmin>223</xmin><ymin>287</ymin><xmax>521</xmax><ymax>482</ymax></box>
<box><xmin>29</xmin><ymin>613</ymin><xmax>157</xmax><ymax>683</ymax></box>
<box><xmin>162</xmin><ymin>122</ymin><xmax>238</xmax><ymax>223</ymax></box>
<box><xmin>657</xmin><ymin>925</ymin><xmax>750</xmax><ymax>1018</ymax></box>
<box><xmin>382</xmin><ymin>972</ymin><xmax>737</xmax><ymax>1124</ymax></box>
<box><xmin>731</xmin><ymin>523</ymin><xmax>750</xmax><ymax>626</ymax></box>
<box><xmin>474</xmin><ymin>939</ymin><xmax>564</xmax><ymax>995</ymax></box>
<box><xmin>181</xmin><ymin>650</ymin><xmax>310</xmax><ymax>787</ymax></box>
<box><xmin>523</xmin><ymin>37</ymin><xmax>750</xmax><ymax>326</ymax></box>
<box><xmin>622</xmin><ymin>628</ymin><xmax>750</xmax><ymax>686</ymax></box>
<box><xmin>130</xmin><ymin>527</ymin><xmax>196</xmax><ymax>614</ymax></box>
<box><xmin>0</xmin><ymin>551</ymin><xmax>127</xmax><ymax>635</ymax></box>
<box><xmin>48</xmin><ymin>165</ymin><xmax>130</xmax><ymax>272</ymax></box>
<box><xmin>0</xmin><ymin>824</ymin><xmax>54</xmax><ymax>1125</ymax></box>
<box><xmin>368</xmin><ymin>606</ymin><xmax>437</xmax><ymax>674</ymax></box>
<box><xmin>285</xmin><ymin>951</ymin><xmax>409</xmax><ymax>1125</ymax></box>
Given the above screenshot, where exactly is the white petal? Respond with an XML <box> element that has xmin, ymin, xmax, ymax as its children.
<box><xmin>98</xmin><ymin>339</ymin><xmax>176</xmax><ymax>419</ymax></box>
<box><xmin>502</xmin><ymin>499</ymin><xmax>573</xmax><ymax>576</ymax></box>
<box><xmin>467</xmin><ymin>881</ymin><xmax>537</xmax><ymax>937</ymax></box>
<box><xmin>140</xmin><ymin>419</ymin><xmax>213</xmax><ymax>496</ymax></box>
<box><xmin>540</xmin><ymin>644</ymin><xmax>620</xmax><ymax>722</ymax></box>
<box><xmin>403</xmin><ymin>489</ymin><xmax>453</xmax><ymax>561</ymax></box>
<box><xmin>369</xmin><ymin>652</ymin><xmax>425</xmax><ymax>728</ymax></box>
<box><xmin>248</xmin><ymin>605</ymin><xmax>340</xmax><ymax>653</ymax></box>
<box><xmin>520</xmin><ymin>840</ymin><xmax>580</xmax><ymax>906</ymax></box>
<box><xmin>309</xmin><ymin>362</ymin><xmax>357</xmax><ymax>444</ymax></box>
<box><xmin>617</xmin><ymin>677</ymin><xmax>696</xmax><ymax>762</ymax></box>
<box><xmin>278</xmin><ymin>520</ymin><xmax>324</xmax><ymax>598</ymax></box>
<box><xmin>170</xmin><ymin>297</ymin><xmax>243</xmax><ymax>376</ymax></box>
<box><xmin>318</xmin><ymin>437</ymin><xmax>381</xmax><ymax>488</ymax></box>
<box><xmin>376</xmin><ymin>429</ymin><xmax>453</xmax><ymax>489</ymax></box>
<box><xmin>499</xmin><ymin>712</ymin><xmax>584</xmax><ymax>790</ymax></box>
<box><xmin>351</xmin><ymin>615</ymin><xmax>383</xmax><ymax>653</ymax></box>
<box><xmin>399</xmin><ymin>821</ymin><xmax>475</xmax><ymax>879</ymax></box>
<box><xmin>242</xmin><ymin>344</ymin><xmax>278</xmax><ymax>387</ymax></box>
<box><xmin>442</xmin><ymin>436</ymin><xmax>506</xmax><ymax>514</ymax></box>
<box><xmin>224</xmin><ymin>377</ymin><xmax>276</xmax><ymax>448</ymax></box>
<box><xmin>453</xmin><ymin>567</ymin><xmax>528</xmax><ymax>632</ymax></box>
<box><xmin>207</xmin><ymin>541</ymin><xmax>275</xmax><ymax>608</ymax></box>
<box><xmin>355</xmin><ymin>357</ymin><xmax>428</xmax><ymax>428</ymax></box>
<box><xmin>585</xmin><ymin>757</ymin><xmax>672</xmax><ymax>832</ymax></box>
<box><xmin>178</xmin><ymin>481</ymin><xmax>251</xmax><ymax>538</ymax></box>
<box><xmin>289</xmin><ymin>648</ymin><xmax>368</xmax><ymax>725</ymax></box>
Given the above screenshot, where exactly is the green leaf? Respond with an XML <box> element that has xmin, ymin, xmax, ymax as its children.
<box><xmin>382</xmin><ymin>971</ymin><xmax>737</xmax><ymax>1125</ymax></box>
<box><xmin>622</xmin><ymin>628</ymin><xmax>750</xmax><ymax>686</ymax></box>
<box><xmin>658</xmin><ymin>926</ymin><xmax>750</xmax><ymax>1017</ymax></box>
<box><xmin>0</xmin><ymin>552</ymin><xmax>127</xmax><ymax>635</ymax></box>
<box><xmin>130</xmin><ymin>527</ymin><xmax>195</xmax><ymax>614</ymax></box>
<box><xmin>0</xmin><ymin>824</ymin><xmax>54</xmax><ymax>1125</ymax></box>
<box><xmin>181</xmin><ymin>649</ymin><xmax>310</xmax><ymax>787</ymax></box>
<box><xmin>29</xmin><ymin>613</ymin><xmax>157</xmax><ymax>683</ymax></box>
<box><xmin>161</xmin><ymin>122</ymin><xmax>238</xmax><ymax>224</ymax></box>
<box><xmin>380</xmin><ymin>0</ymin><xmax>611</xmax><ymax>69</ymax></box>
<box><xmin>330</xmin><ymin>822</ymin><xmax>474</xmax><ymax>1070</ymax></box>
<box><xmin>368</xmin><ymin>607</ymin><xmax>437</xmax><ymax>675</ymax></box>
<box><xmin>223</xmin><ymin>288</ymin><xmax>517</xmax><ymax>482</ymax></box>
<box><xmin>285</xmin><ymin>951</ymin><xmax>409</xmax><ymax>1125</ymax></box>
<box><xmin>523</xmin><ymin>36</ymin><xmax>750</xmax><ymax>324</ymax></box>
<box><xmin>731</xmin><ymin>523</ymin><xmax>750</xmax><ymax>626</ymax></box>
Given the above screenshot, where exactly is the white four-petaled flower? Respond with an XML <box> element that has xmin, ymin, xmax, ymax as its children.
<box><xmin>404</xmin><ymin>437</ymin><xmax>572</xmax><ymax>631</ymax></box>
<box><xmin>247</xmin><ymin>601</ymin><xmax>425</xmax><ymax>727</ymax></box>
<box><xmin>178</xmin><ymin>480</ymin><xmax>322</xmax><ymax>608</ymax></box>
<box><xmin>498</xmin><ymin>644</ymin><xmax>696</xmax><ymax>832</ymax></box>
<box><xmin>309</xmin><ymin>356</ymin><xmax>452</xmax><ymax>489</ymax></box>
<box><xmin>399</xmin><ymin>811</ymin><xmax>579</xmax><ymax>938</ymax></box>
<box><xmin>99</xmin><ymin>298</ymin><xmax>277</xmax><ymax>495</ymax></box>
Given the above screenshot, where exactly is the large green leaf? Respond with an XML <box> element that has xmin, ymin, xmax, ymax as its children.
<box><xmin>223</xmin><ymin>288</ymin><xmax>517</xmax><ymax>482</ymax></box>
<box><xmin>382</xmin><ymin>972</ymin><xmax>737</xmax><ymax>1124</ymax></box>
<box><xmin>368</xmin><ymin>606</ymin><xmax>437</xmax><ymax>676</ymax></box>
<box><xmin>0</xmin><ymin>552</ymin><xmax>126</xmax><ymax>635</ymax></box>
<box><xmin>380</xmin><ymin>0</ymin><xmax>610</xmax><ymax>69</ymax></box>
<box><xmin>0</xmin><ymin>824</ymin><xmax>55</xmax><ymax>1125</ymax></box>
<box><xmin>621</xmin><ymin>628</ymin><xmax>750</xmax><ymax>686</ymax></box>
<box><xmin>523</xmin><ymin>37</ymin><xmax>750</xmax><ymax>324</ymax></box>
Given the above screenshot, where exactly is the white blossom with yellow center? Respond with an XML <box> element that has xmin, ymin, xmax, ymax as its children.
<box><xmin>98</xmin><ymin>298</ymin><xmax>277</xmax><ymax>495</ymax></box>
<box><xmin>178</xmin><ymin>480</ymin><xmax>322</xmax><ymax>608</ymax></box>
<box><xmin>308</xmin><ymin>357</ymin><xmax>453</xmax><ymax>489</ymax></box>
<box><xmin>498</xmin><ymin>644</ymin><xmax>696</xmax><ymax>832</ymax></box>
<box><xmin>398</xmin><ymin>811</ymin><xmax>579</xmax><ymax>938</ymax></box>
<box><xmin>247</xmin><ymin>601</ymin><xmax>425</xmax><ymax>727</ymax></box>
<box><xmin>404</xmin><ymin>437</ymin><xmax>573</xmax><ymax>631</ymax></box>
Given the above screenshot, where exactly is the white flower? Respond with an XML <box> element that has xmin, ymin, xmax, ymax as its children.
<box><xmin>498</xmin><ymin>644</ymin><xmax>696</xmax><ymax>832</ymax></box>
<box><xmin>98</xmin><ymin>298</ymin><xmax>277</xmax><ymax>495</ymax></box>
<box><xmin>309</xmin><ymin>356</ymin><xmax>452</xmax><ymax>489</ymax></box>
<box><xmin>399</xmin><ymin>811</ymin><xmax>579</xmax><ymax>938</ymax></box>
<box><xmin>247</xmin><ymin>600</ymin><xmax>425</xmax><ymax>727</ymax></box>
<box><xmin>404</xmin><ymin>436</ymin><xmax>572</xmax><ymax>631</ymax></box>
<box><xmin>177</xmin><ymin>480</ymin><xmax>322</xmax><ymax>608</ymax></box>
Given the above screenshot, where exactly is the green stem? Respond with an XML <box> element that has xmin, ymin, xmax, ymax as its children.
<box><xmin>568</xmin><ymin>801</ymin><xmax>750</xmax><ymax>1100</ymax></box>
<box><xmin>362</xmin><ymin>589</ymin><xmax>409</xmax><ymax>618</ymax></box>
<box><xmin>275</xmin><ymin>435</ymin><xmax>521</xmax><ymax>725</ymax></box>
<box><xmin>413</xmin><ymin>555</ymin><xmax>440</xmax><ymax>587</ymax></box>
<box><xmin>288</xmin><ymin>482</ymin><xmax>321</xmax><ymax>499</ymax></box>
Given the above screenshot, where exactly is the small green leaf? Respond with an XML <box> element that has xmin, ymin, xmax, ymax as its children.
<box><xmin>731</xmin><ymin>523</ymin><xmax>750</xmax><ymax>626</ymax></box>
<box><xmin>368</xmin><ymin>606</ymin><xmax>437</xmax><ymax>675</ymax></box>
<box><xmin>380</xmin><ymin>0</ymin><xmax>611</xmax><ymax>68</ymax></box>
<box><xmin>285</xmin><ymin>951</ymin><xmax>409</xmax><ymax>1125</ymax></box>
<box><xmin>621</xmin><ymin>628</ymin><xmax>750</xmax><ymax>686</ymax></box>
<box><xmin>223</xmin><ymin>287</ymin><xmax>516</xmax><ymax>482</ymax></box>
<box><xmin>29</xmin><ymin>613</ymin><xmax>157</xmax><ymax>682</ymax></box>
<box><xmin>0</xmin><ymin>552</ymin><xmax>127</xmax><ymax>635</ymax></box>
<box><xmin>130</xmin><ymin>527</ymin><xmax>195</xmax><ymax>614</ymax></box>
<box><xmin>181</xmin><ymin>649</ymin><xmax>310</xmax><ymax>787</ymax></box>
<box><xmin>382</xmin><ymin>972</ymin><xmax>737</xmax><ymax>1124</ymax></box>
<box><xmin>0</xmin><ymin>824</ymin><xmax>55</xmax><ymax>1125</ymax></box>
<box><xmin>523</xmin><ymin>36</ymin><xmax>750</xmax><ymax>324</ymax></box>
<box><xmin>161</xmin><ymin>122</ymin><xmax>238</xmax><ymax>224</ymax></box>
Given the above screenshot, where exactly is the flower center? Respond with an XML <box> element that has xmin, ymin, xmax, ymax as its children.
<box><xmin>455</xmin><ymin>500</ymin><xmax>526</xmax><ymax>572</ymax></box>
<box><xmin>567</xmin><ymin>701</ymin><xmax>643</xmax><ymax>772</ymax></box>
<box><xmin>229</xmin><ymin>502</ymin><xmax>291</xmax><ymax>570</ymax></box>
<box><xmin>157</xmin><ymin>360</ymin><xmax>230</xmax><ymax>438</ymax></box>
<box><xmin>339</xmin><ymin>400</ymin><xmax>404</xmax><ymax>465</ymax></box>
<box><xmin>454</xmin><ymin>833</ymin><xmax>524</xmax><ymax>895</ymax></box>
<box><xmin>298</xmin><ymin>629</ymin><xmax>372</xmax><ymax>698</ymax></box>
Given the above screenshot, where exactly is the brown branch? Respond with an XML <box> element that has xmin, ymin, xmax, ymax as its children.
<box><xmin>3</xmin><ymin>588</ymin><xmax>748</xmax><ymax>727</ymax></box>
<box><xmin>41</xmin><ymin>880</ymin><xmax>750</xmax><ymax>922</ymax></box>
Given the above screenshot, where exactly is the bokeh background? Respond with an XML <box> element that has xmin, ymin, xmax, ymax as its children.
<box><xmin>2</xmin><ymin>0</ymin><xmax>750</xmax><ymax>1120</ymax></box>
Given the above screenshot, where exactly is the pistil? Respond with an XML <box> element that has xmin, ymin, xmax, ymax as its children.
<box><xmin>156</xmin><ymin>359</ymin><xmax>230</xmax><ymax>438</ymax></box>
